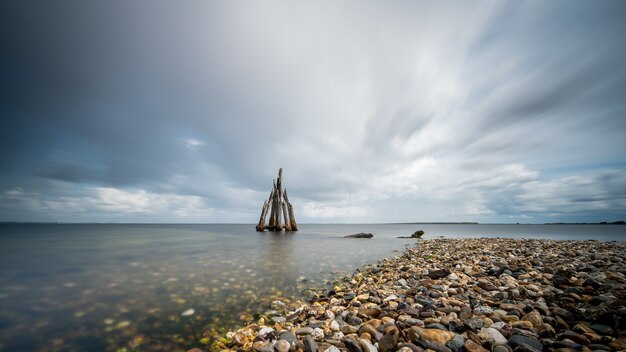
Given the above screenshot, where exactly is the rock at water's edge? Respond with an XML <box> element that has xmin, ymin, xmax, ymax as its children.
<box><xmin>345</xmin><ymin>233</ymin><xmax>374</xmax><ymax>238</ymax></box>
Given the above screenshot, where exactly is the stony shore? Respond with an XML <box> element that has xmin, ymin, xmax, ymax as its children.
<box><xmin>202</xmin><ymin>238</ymin><xmax>626</xmax><ymax>352</ymax></box>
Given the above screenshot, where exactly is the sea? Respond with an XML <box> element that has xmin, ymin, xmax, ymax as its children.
<box><xmin>0</xmin><ymin>223</ymin><xmax>624</xmax><ymax>351</ymax></box>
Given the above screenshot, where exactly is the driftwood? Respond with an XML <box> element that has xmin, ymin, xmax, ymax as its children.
<box><xmin>284</xmin><ymin>190</ymin><xmax>298</xmax><ymax>231</ymax></box>
<box><xmin>256</xmin><ymin>168</ymin><xmax>298</xmax><ymax>232</ymax></box>
<box><xmin>255</xmin><ymin>200</ymin><xmax>269</xmax><ymax>231</ymax></box>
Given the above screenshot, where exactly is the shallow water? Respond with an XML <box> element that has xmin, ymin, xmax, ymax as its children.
<box><xmin>0</xmin><ymin>223</ymin><xmax>624</xmax><ymax>351</ymax></box>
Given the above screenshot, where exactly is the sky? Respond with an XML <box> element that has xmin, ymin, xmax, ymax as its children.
<box><xmin>1</xmin><ymin>1</ymin><xmax>625</xmax><ymax>224</ymax></box>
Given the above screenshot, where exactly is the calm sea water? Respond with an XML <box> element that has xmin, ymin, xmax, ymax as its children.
<box><xmin>0</xmin><ymin>223</ymin><xmax>624</xmax><ymax>351</ymax></box>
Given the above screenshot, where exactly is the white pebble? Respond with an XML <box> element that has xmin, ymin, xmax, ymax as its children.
<box><xmin>311</xmin><ymin>327</ymin><xmax>325</xmax><ymax>341</ymax></box>
<box><xmin>181</xmin><ymin>309</ymin><xmax>195</xmax><ymax>317</ymax></box>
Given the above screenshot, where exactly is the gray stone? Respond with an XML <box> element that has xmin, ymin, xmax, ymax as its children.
<box><xmin>478</xmin><ymin>327</ymin><xmax>507</xmax><ymax>345</ymax></box>
<box><xmin>492</xmin><ymin>344</ymin><xmax>512</xmax><ymax>352</ymax></box>
<box><xmin>296</xmin><ymin>327</ymin><xmax>314</xmax><ymax>335</ymax></box>
<box><xmin>347</xmin><ymin>315</ymin><xmax>362</xmax><ymax>326</ymax></box>
<box><xmin>343</xmin><ymin>338</ymin><xmax>363</xmax><ymax>352</ymax></box>
<box><xmin>358</xmin><ymin>339</ymin><xmax>378</xmax><ymax>352</ymax></box>
<box><xmin>463</xmin><ymin>317</ymin><xmax>484</xmax><ymax>331</ymax></box>
<box><xmin>425</xmin><ymin>323</ymin><xmax>448</xmax><ymax>331</ymax></box>
<box><xmin>507</xmin><ymin>335</ymin><xmax>543</xmax><ymax>351</ymax></box>
<box><xmin>279</xmin><ymin>331</ymin><xmax>298</xmax><ymax>351</ymax></box>
<box><xmin>303</xmin><ymin>335</ymin><xmax>318</xmax><ymax>352</ymax></box>
<box><xmin>445</xmin><ymin>334</ymin><xmax>465</xmax><ymax>352</ymax></box>
<box><xmin>275</xmin><ymin>340</ymin><xmax>291</xmax><ymax>352</ymax></box>
<box><xmin>271</xmin><ymin>316</ymin><xmax>287</xmax><ymax>324</ymax></box>
<box><xmin>590</xmin><ymin>323</ymin><xmax>614</xmax><ymax>335</ymax></box>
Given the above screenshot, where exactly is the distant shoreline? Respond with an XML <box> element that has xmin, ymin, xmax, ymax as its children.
<box><xmin>0</xmin><ymin>221</ymin><xmax>624</xmax><ymax>225</ymax></box>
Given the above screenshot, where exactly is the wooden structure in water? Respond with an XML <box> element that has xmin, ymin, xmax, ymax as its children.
<box><xmin>256</xmin><ymin>168</ymin><xmax>298</xmax><ymax>232</ymax></box>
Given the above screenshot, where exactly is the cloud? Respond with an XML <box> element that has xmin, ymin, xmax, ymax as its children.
<box><xmin>0</xmin><ymin>186</ymin><xmax>214</xmax><ymax>222</ymax></box>
<box><xmin>1</xmin><ymin>1</ymin><xmax>625</xmax><ymax>223</ymax></box>
<box><xmin>180</xmin><ymin>138</ymin><xmax>206</xmax><ymax>150</ymax></box>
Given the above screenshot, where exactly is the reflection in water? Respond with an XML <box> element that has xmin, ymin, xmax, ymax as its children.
<box><xmin>0</xmin><ymin>223</ymin><xmax>623</xmax><ymax>351</ymax></box>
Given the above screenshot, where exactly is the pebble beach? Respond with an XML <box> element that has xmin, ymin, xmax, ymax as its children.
<box><xmin>205</xmin><ymin>238</ymin><xmax>626</xmax><ymax>352</ymax></box>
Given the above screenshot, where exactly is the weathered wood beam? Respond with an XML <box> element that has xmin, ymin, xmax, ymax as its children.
<box><xmin>281</xmin><ymin>199</ymin><xmax>291</xmax><ymax>231</ymax></box>
<box><xmin>255</xmin><ymin>200</ymin><xmax>269</xmax><ymax>231</ymax></box>
<box><xmin>268</xmin><ymin>184</ymin><xmax>276</xmax><ymax>228</ymax></box>
<box><xmin>284</xmin><ymin>190</ymin><xmax>298</xmax><ymax>231</ymax></box>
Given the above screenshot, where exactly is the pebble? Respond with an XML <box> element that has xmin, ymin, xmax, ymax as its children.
<box><xmin>359</xmin><ymin>338</ymin><xmax>378</xmax><ymax>352</ymax></box>
<box><xmin>217</xmin><ymin>239</ymin><xmax>625</xmax><ymax>352</ymax></box>
<box><xmin>410</xmin><ymin>327</ymin><xmax>455</xmax><ymax>345</ymax></box>
<box><xmin>274</xmin><ymin>340</ymin><xmax>290</xmax><ymax>352</ymax></box>
<box><xmin>478</xmin><ymin>327</ymin><xmax>507</xmax><ymax>345</ymax></box>
<box><xmin>507</xmin><ymin>335</ymin><xmax>543</xmax><ymax>351</ymax></box>
<box><xmin>296</xmin><ymin>327</ymin><xmax>313</xmax><ymax>335</ymax></box>
<box><xmin>279</xmin><ymin>331</ymin><xmax>298</xmax><ymax>350</ymax></box>
<box><xmin>464</xmin><ymin>339</ymin><xmax>488</xmax><ymax>352</ymax></box>
<box><xmin>311</xmin><ymin>327</ymin><xmax>324</xmax><ymax>341</ymax></box>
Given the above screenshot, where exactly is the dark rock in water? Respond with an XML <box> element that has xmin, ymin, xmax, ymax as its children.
<box><xmin>412</xmin><ymin>230</ymin><xmax>425</xmax><ymax>238</ymax></box>
<box><xmin>428</xmin><ymin>268</ymin><xmax>451</xmax><ymax>279</ymax></box>
<box><xmin>345</xmin><ymin>233</ymin><xmax>374</xmax><ymax>238</ymax></box>
<box><xmin>508</xmin><ymin>335</ymin><xmax>543</xmax><ymax>351</ymax></box>
<box><xmin>303</xmin><ymin>335</ymin><xmax>318</xmax><ymax>352</ymax></box>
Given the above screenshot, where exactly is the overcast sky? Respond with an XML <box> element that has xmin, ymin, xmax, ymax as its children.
<box><xmin>1</xmin><ymin>1</ymin><xmax>625</xmax><ymax>223</ymax></box>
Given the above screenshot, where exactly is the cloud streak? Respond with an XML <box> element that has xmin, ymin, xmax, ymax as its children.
<box><xmin>1</xmin><ymin>1</ymin><xmax>625</xmax><ymax>223</ymax></box>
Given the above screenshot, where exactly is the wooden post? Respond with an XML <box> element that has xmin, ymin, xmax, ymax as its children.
<box><xmin>273</xmin><ymin>182</ymin><xmax>283</xmax><ymax>231</ymax></box>
<box><xmin>284</xmin><ymin>190</ymin><xmax>298</xmax><ymax>231</ymax></box>
<box><xmin>255</xmin><ymin>200</ymin><xmax>269</xmax><ymax>231</ymax></box>
<box><xmin>282</xmin><ymin>199</ymin><xmax>291</xmax><ymax>231</ymax></box>
<box><xmin>274</xmin><ymin>169</ymin><xmax>283</xmax><ymax>230</ymax></box>
<box><xmin>268</xmin><ymin>186</ymin><xmax>276</xmax><ymax>228</ymax></box>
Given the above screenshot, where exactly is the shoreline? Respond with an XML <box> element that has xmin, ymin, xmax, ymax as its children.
<box><xmin>202</xmin><ymin>238</ymin><xmax>625</xmax><ymax>351</ymax></box>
